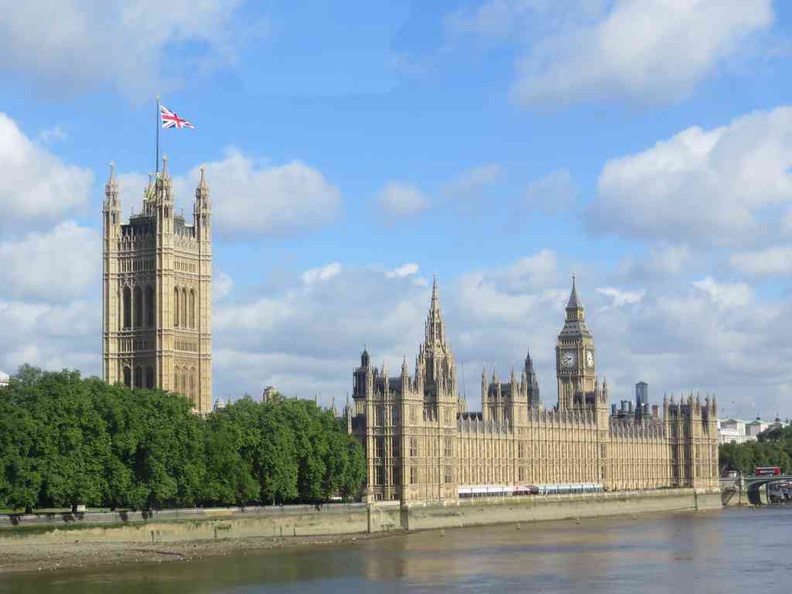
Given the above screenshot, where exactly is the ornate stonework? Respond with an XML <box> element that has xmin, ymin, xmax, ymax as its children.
<box><xmin>102</xmin><ymin>158</ymin><xmax>212</xmax><ymax>413</ymax></box>
<box><xmin>350</xmin><ymin>277</ymin><xmax>719</xmax><ymax>502</ymax></box>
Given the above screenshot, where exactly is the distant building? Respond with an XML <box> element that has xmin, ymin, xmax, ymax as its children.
<box><xmin>0</xmin><ymin>371</ymin><xmax>9</xmax><ymax>389</ymax></box>
<box><xmin>636</xmin><ymin>381</ymin><xmax>648</xmax><ymax>408</ymax></box>
<box><xmin>718</xmin><ymin>418</ymin><xmax>748</xmax><ymax>444</ymax></box>
<box><xmin>717</xmin><ymin>417</ymin><xmax>788</xmax><ymax>445</ymax></box>
<box><xmin>262</xmin><ymin>386</ymin><xmax>278</xmax><ymax>403</ymax></box>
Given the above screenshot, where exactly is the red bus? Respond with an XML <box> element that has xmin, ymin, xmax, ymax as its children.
<box><xmin>754</xmin><ymin>466</ymin><xmax>781</xmax><ymax>476</ymax></box>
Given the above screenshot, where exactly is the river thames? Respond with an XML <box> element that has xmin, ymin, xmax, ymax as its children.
<box><xmin>1</xmin><ymin>506</ymin><xmax>789</xmax><ymax>593</ymax></box>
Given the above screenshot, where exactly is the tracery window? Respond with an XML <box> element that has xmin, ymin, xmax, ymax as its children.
<box><xmin>123</xmin><ymin>287</ymin><xmax>131</xmax><ymax>329</ymax></box>
<box><xmin>133</xmin><ymin>286</ymin><xmax>143</xmax><ymax>328</ymax></box>
<box><xmin>189</xmin><ymin>289</ymin><xmax>196</xmax><ymax>329</ymax></box>
<box><xmin>174</xmin><ymin>287</ymin><xmax>180</xmax><ymax>327</ymax></box>
<box><xmin>145</xmin><ymin>286</ymin><xmax>155</xmax><ymax>327</ymax></box>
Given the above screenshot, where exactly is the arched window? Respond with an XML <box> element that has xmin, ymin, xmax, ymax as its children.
<box><xmin>123</xmin><ymin>366</ymin><xmax>131</xmax><ymax>388</ymax></box>
<box><xmin>123</xmin><ymin>286</ymin><xmax>131</xmax><ymax>329</ymax></box>
<box><xmin>134</xmin><ymin>366</ymin><xmax>142</xmax><ymax>389</ymax></box>
<box><xmin>181</xmin><ymin>288</ymin><xmax>187</xmax><ymax>328</ymax></box>
<box><xmin>146</xmin><ymin>286</ymin><xmax>155</xmax><ymax>327</ymax></box>
<box><xmin>181</xmin><ymin>370</ymin><xmax>187</xmax><ymax>396</ymax></box>
<box><xmin>133</xmin><ymin>286</ymin><xmax>143</xmax><ymax>328</ymax></box>
<box><xmin>174</xmin><ymin>367</ymin><xmax>180</xmax><ymax>392</ymax></box>
<box><xmin>189</xmin><ymin>289</ymin><xmax>196</xmax><ymax>329</ymax></box>
<box><xmin>146</xmin><ymin>366</ymin><xmax>154</xmax><ymax>389</ymax></box>
<box><xmin>174</xmin><ymin>287</ymin><xmax>180</xmax><ymax>327</ymax></box>
<box><xmin>189</xmin><ymin>368</ymin><xmax>195</xmax><ymax>397</ymax></box>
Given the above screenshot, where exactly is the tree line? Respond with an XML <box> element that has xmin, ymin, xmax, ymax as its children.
<box><xmin>719</xmin><ymin>424</ymin><xmax>792</xmax><ymax>475</ymax></box>
<box><xmin>0</xmin><ymin>366</ymin><xmax>365</xmax><ymax>513</ymax></box>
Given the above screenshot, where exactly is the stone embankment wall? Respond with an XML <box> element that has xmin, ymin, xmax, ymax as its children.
<box><xmin>403</xmin><ymin>488</ymin><xmax>721</xmax><ymax>531</ymax></box>
<box><xmin>0</xmin><ymin>489</ymin><xmax>720</xmax><ymax>546</ymax></box>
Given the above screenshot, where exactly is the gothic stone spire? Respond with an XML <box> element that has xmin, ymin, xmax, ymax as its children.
<box><xmin>424</xmin><ymin>274</ymin><xmax>447</xmax><ymax>351</ymax></box>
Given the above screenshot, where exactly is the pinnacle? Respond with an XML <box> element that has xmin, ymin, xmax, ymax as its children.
<box><xmin>566</xmin><ymin>274</ymin><xmax>582</xmax><ymax>309</ymax></box>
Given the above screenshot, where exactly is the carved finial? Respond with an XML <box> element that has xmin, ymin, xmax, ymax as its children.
<box><xmin>161</xmin><ymin>154</ymin><xmax>169</xmax><ymax>177</ymax></box>
<box><xmin>109</xmin><ymin>161</ymin><xmax>116</xmax><ymax>182</ymax></box>
<box><xmin>197</xmin><ymin>166</ymin><xmax>209</xmax><ymax>197</ymax></box>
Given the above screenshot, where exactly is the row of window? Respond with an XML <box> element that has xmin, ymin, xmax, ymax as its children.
<box><xmin>122</xmin><ymin>285</ymin><xmax>155</xmax><ymax>329</ymax></box>
<box><xmin>121</xmin><ymin>285</ymin><xmax>199</xmax><ymax>330</ymax></box>
<box><xmin>173</xmin><ymin>286</ymin><xmax>197</xmax><ymax>329</ymax></box>
<box><xmin>373</xmin><ymin>465</ymin><xmax>453</xmax><ymax>487</ymax></box>
<box><xmin>122</xmin><ymin>364</ymin><xmax>197</xmax><ymax>398</ymax></box>
<box><xmin>120</xmin><ymin>259</ymin><xmax>154</xmax><ymax>273</ymax></box>
<box><xmin>123</xmin><ymin>365</ymin><xmax>155</xmax><ymax>390</ymax></box>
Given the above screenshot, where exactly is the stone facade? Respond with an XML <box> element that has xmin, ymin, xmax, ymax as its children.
<box><xmin>350</xmin><ymin>277</ymin><xmax>719</xmax><ymax>503</ymax></box>
<box><xmin>102</xmin><ymin>158</ymin><xmax>212</xmax><ymax>413</ymax></box>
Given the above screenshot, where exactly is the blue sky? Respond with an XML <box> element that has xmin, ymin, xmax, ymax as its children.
<box><xmin>0</xmin><ymin>1</ymin><xmax>791</xmax><ymax>419</ymax></box>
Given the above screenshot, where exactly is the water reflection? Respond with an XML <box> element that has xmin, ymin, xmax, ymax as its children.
<box><xmin>0</xmin><ymin>507</ymin><xmax>790</xmax><ymax>594</ymax></box>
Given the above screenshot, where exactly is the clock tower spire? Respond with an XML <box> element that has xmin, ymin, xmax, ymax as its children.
<box><xmin>556</xmin><ymin>276</ymin><xmax>596</xmax><ymax>410</ymax></box>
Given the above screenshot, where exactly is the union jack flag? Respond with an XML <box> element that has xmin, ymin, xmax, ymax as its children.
<box><xmin>160</xmin><ymin>104</ymin><xmax>194</xmax><ymax>129</ymax></box>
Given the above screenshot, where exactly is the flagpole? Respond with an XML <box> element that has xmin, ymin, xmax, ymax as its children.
<box><xmin>155</xmin><ymin>95</ymin><xmax>161</xmax><ymax>175</ymax></box>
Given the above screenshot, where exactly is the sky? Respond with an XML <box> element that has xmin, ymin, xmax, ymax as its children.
<box><xmin>0</xmin><ymin>0</ymin><xmax>790</xmax><ymax>420</ymax></box>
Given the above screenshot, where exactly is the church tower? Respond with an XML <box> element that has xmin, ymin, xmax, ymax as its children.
<box><xmin>102</xmin><ymin>158</ymin><xmax>213</xmax><ymax>413</ymax></box>
<box><xmin>555</xmin><ymin>277</ymin><xmax>596</xmax><ymax>410</ymax></box>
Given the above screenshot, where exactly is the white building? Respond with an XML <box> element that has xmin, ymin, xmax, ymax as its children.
<box><xmin>0</xmin><ymin>371</ymin><xmax>9</xmax><ymax>389</ymax></box>
<box><xmin>718</xmin><ymin>418</ymin><xmax>748</xmax><ymax>444</ymax></box>
<box><xmin>718</xmin><ymin>417</ymin><xmax>788</xmax><ymax>444</ymax></box>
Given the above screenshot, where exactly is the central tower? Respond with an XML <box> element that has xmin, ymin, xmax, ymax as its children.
<box><xmin>555</xmin><ymin>277</ymin><xmax>596</xmax><ymax>410</ymax></box>
<box><xmin>102</xmin><ymin>158</ymin><xmax>213</xmax><ymax>413</ymax></box>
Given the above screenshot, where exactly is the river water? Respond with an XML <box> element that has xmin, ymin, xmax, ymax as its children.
<box><xmin>1</xmin><ymin>506</ymin><xmax>790</xmax><ymax>593</ymax></box>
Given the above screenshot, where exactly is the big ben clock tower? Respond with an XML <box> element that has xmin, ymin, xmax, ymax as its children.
<box><xmin>556</xmin><ymin>276</ymin><xmax>596</xmax><ymax>410</ymax></box>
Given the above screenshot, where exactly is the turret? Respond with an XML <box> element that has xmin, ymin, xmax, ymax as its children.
<box><xmin>103</xmin><ymin>162</ymin><xmax>121</xmax><ymax>234</ymax></box>
<box><xmin>153</xmin><ymin>156</ymin><xmax>174</xmax><ymax>232</ymax></box>
<box><xmin>194</xmin><ymin>167</ymin><xmax>211</xmax><ymax>241</ymax></box>
<box><xmin>524</xmin><ymin>349</ymin><xmax>540</xmax><ymax>407</ymax></box>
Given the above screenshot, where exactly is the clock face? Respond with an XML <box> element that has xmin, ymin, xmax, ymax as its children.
<box><xmin>586</xmin><ymin>351</ymin><xmax>594</xmax><ymax>368</ymax></box>
<box><xmin>561</xmin><ymin>351</ymin><xmax>576</xmax><ymax>368</ymax></box>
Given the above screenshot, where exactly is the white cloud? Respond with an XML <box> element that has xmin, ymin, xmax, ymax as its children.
<box><xmin>692</xmin><ymin>276</ymin><xmax>752</xmax><ymax>308</ymax></box>
<box><xmin>376</xmin><ymin>181</ymin><xmax>429</xmax><ymax>218</ymax></box>
<box><xmin>730</xmin><ymin>246</ymin><xmax>792</xmax><ymax>277</ymax></box>
<box><xmin>617</xmin><ymin>244</ymin><xmax>692</xmax><ymax>284</ymax></box>
<box><xmin>523</xmin><ymin>169</ymin><xmax>577</xmax><ymax>213</ymax></box>
<box><xmin>510</xmin><ymin>0</ymin><xmax>774</xmax><ymax>105</ymax></box>
<box><xmin>0</xmin><ymin>0</ymin><xmax>253</xmax><ymax>98</ymax></box>
<box><xmin>588</xmin><ymin>106</ymin><xmax>792</xmax><ymax>244</ymax></box>
<box><xmin>386</xmin><ymin>263</ymin><xmax>420</xmax><ymax>279</ymax></box>
<box><xmin>0</xmin><ymin>113</ymin><xmax>92</xmax><ymax>230</ymax></box>
<box><xmin>171</xmin><ymin>149</ymin><xmax>341</xmax><ymax>238</ymax></box>
<box><xmin>0</xmin><ymin>299</ymin><xmax>99</xmax><ymax>377</ymax></box>
<box><xmin>213</xmin><ymin>270</ymin><xmax>234</xmax><ymax>301</ymax></box>
<box><xmin>37</xmin><ymin>125</ymin><xmax>67</xmax><ymax>145</ymax></box>
<box><xmin>596</xmin><ymin>287</ymin><xmax>645</xmax><ymax>308</ymax></box>
<box><xmin>0</xmin><ymin>222</ymin><xmax>99</xmax><ymax>302</ymax></box>
<box><xmin>302</xmin><ymin>262</ymin><xmax>342</xmax><ymax>286</ymax></box>
<box><xmin>444</xmin><ymin>163</ymin><xmax>504</xmax><ymax>196</ymax></box>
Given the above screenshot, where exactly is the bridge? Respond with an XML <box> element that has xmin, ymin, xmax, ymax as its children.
<box><xmin>721</xmin><ymin>475</ymin><xmax>792</xmax><ymax>505</ymax></box>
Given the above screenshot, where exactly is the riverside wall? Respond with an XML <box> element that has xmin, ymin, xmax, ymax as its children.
<box><xmin>0</xmin><ymin>489</ymin><xmax>720</xmax><ymax>546</ymax></box>
<box><xmin>402</xmin><ymin>488</ymin><xmax>722</xmax><ymax>531</ymax></box>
